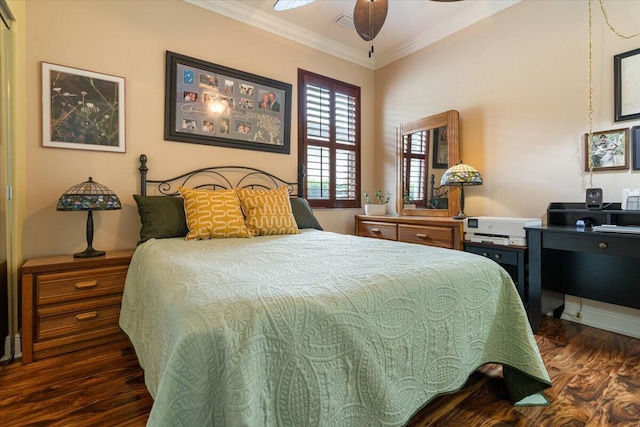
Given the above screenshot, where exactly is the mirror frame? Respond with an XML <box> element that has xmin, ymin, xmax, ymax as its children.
<box><xmin>396</xmin><ymin>110</ymin><xmax>460</xmax><ymax>218</ymax></box>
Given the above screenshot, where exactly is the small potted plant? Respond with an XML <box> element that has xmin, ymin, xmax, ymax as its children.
<box><xmin>403</xmin><ymin>191</ymin><xmax>416</xmax><ymax>210</ymax></box>
<box><xmin>364</xmin><ymin>189</ymin><xmax>390</xmax><ymax>216</ymax></box>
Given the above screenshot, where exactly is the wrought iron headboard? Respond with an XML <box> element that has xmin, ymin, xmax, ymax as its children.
<box><xmin>428</xmin><ymin>174</ymin><xmax>449</xmax><ymax>209</ymax></box>
<box><xmin>138</xmin><ymin>154</ymin><xmax>298</xmax><ymax>196</ymax></box>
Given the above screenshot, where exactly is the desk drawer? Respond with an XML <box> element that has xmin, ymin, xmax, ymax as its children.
<box><xmin>398</xmin><ymin>224</ymin><xmax>454</xmax><ymax>248</ymax></box>
<box><xmin>543</xmin><ymin>232</ymin><xmax>638</xmax><ymax>258</ymax></box>
<box><xmin>358</xmin><ymin>221</ymin><xmax>398</xmax><ymax>241</ymax></box>
<box><xmin>465</xmin><ymin>245</ymin><xmax>518</xmax><ymax>265</ymax></box>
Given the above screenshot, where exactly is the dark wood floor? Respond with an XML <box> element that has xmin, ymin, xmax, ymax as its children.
<box><xmin>1</xmin><ymin>317</ymin><xmax>638</xmax><ymax>426</ymax></box>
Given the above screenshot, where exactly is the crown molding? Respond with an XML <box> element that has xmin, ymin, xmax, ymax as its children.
<box><xmin>183</xmin><ymin>0</ymin><xmax>375</xmax><ymax>70</ymax></box>
<box><xmin>183</xmin><ymin>0</ymin><xmax>520</xmax><ymax>71</ymax></box>
<box><xmin>375</xmin><ymin>0</ymin><xmax>520</xmax><ymax>69</ymax></box>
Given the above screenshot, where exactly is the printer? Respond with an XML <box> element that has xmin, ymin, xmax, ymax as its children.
<box><xmin>464</xmin><ymin>216</ymin><xmax>542</xmax><ymax>246</ymax></box>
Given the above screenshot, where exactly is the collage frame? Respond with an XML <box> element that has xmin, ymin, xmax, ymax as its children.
<box><xmin>164</xmin><ymin>51</ymin><xmax>292</xmax><ymax>154</ymax></box>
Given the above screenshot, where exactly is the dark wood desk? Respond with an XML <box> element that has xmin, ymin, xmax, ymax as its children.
<box><xmin>526</xmin><ymin>223</ymin><xmax>640</xmax><ymax>333</ymax></box>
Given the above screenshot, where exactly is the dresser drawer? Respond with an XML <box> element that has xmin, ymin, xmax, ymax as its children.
<box><xmin>37</xmin><ymin>295</ymin><xmax>123</xmax><ymax>341</ymax></box>
<box><xmin>37</xmin><ymin>265</ymin><xmax>128</xmax><ymax>306</ymax></box>
<box><xmin>398</xmin><ymin>224</ymin><xmax>454</xmax><ymax>248</ymax></box>
<box><xmin>358</xmin><ymin>221</ymin><xmax>398</xmax><ymax>241</ymax></box>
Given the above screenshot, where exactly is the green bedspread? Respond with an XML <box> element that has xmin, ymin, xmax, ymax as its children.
<box><xmin>119</xmin><ymin>230</ymin><xmax>550</xmax><ymax>426</ymax></box>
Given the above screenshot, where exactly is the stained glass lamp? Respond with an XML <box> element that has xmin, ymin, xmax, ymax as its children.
<box><xmin>440</xmin><ymin>161</ymin><xmax>483</xmax><ymax>220</ymax></box>
<box><xmin>57</xmin><ymin>177</ymin><xmax>121</xmax><ymax>258</ymax></box>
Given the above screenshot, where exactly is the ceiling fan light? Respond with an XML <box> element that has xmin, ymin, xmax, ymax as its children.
<box><xmin>273</xmin><ymin>0</ymin><xmax>317</xmax><ymax>12</ymax></box>
<box><xmin>353</xmin><ymin>0</ymin><xmax>388</xmax><ymax>42</ymax></box>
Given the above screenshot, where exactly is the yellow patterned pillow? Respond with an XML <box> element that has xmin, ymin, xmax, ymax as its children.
<box><xmin>178</xmin><ymin>187</ymin><xmax>252</xmax><ymax>240</ymax></box>
<box><xmin>236</xmin><ymin>187</ymin><xmax>300</xmax><ymax>236</ymax></box>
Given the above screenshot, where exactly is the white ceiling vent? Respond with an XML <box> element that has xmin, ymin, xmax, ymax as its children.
<box><xmin>333</xmin><ymin>12</ymin><xmax>355</xmax><ymax>31</ymax></box>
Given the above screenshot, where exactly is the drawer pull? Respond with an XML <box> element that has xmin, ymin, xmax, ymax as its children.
<box><xmin>416</xmin><ymin>233</ymin><xmax>428</xmax><ymax>238</ymax></box>
<box><xmin>75</xmin><ymin>311</ymin><xmax>98</xmax><ymax>321</ymax></box>
<box><xmin>598</xmin><ymin>242</ymin><xmax>608</xmax><ymax>249</ymax></box>
<box><xmin>494</xmin><ymin>254</ymin><xmax>502</xmax><ymax>260</ymax></box>
<box><xmin>371</xmin><ymin>228</ymin><xmax>381</xmax><ymax>233</ymax></box>
<box><xmin>482</xmin><ymin>252</ymin><xmax>489</xmax><ymax>257</ymax></box>
<box><xmin>75</xmin><ymin>280</ymin><xmax>98</xmax><ymax>289</ymax></box>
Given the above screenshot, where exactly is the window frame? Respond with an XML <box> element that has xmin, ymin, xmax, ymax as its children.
<box><xmin>297</xmin><ymin>69</ymin><xmax>361</xmax><ymax>209</ymax></box>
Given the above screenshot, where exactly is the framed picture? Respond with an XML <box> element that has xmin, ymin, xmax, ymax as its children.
<box><xmin>165</xmin><ymin>51</ymin><xmax>292</xmax><ymax>154</ymax></box>
<box><xmin>584</xmin><ymin>128</ymin><xmax>629</xmax><ymax>172</ymax></box>
<box><xmin>614</xmin><ymin>47</ymin><xmax>640</xmax><ymax>122</ymax></box>
<box><xmin>633</xmin><ymin>126</ymin><xmax>640</xmax><ymax>170</ymax></box>
<box><xmin>432</xmin><ymin>125</ymin><xmax>448</xmax><ymax>169</ymax></box>
<box><xmin>42</xmin><ymin>62</ymin><xmax>125</xmax><ymax>152</ymax></box>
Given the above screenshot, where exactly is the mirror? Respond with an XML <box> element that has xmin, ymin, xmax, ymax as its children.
<box><xmin>396</xmin><ymin>110</ymin><xmax>460</xmax><ymax>217</ymax></box>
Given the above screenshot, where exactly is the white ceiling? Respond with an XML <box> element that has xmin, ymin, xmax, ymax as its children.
<box><xmin>184</xmin><ymin>0</ymin><xmax>520</xmax><ymax>70</ymax></box>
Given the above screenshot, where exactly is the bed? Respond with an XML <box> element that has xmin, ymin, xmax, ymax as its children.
<box><xmin>120</xmin><ymin>154</ymin><xmax>551</xmax><ymax>426</ymax></box>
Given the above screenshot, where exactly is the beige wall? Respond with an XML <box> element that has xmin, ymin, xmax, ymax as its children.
<box><xmin>23</xmin><ymin>0</ymin><xmax>374</xmax><ymax>258</ymax></box>
<box><xmin>377</xmin><ymin>0</ymin><xmax>640</xmax><ymax>218</ymax></box>
<box><xmin>376</xmin><ymin>0</ymin><xmax>640</xmax><ymax>332</ymax></box>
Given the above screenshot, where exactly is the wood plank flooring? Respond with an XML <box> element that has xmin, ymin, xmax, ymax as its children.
<box><xmin>0</xmin><ymin>317</ymin><xmax>638</xmax><ymax>426</ymax></box>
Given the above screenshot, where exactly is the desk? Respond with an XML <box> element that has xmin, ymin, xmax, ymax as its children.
<box><xmin>526</xmin><ymin>224</ymin><xmax>640</xmax><ymax>333</ymax></box>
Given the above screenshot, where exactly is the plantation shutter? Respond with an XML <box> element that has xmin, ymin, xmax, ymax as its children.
<box><xmin>298</xmin><ymin>69</ymin><xmax>360</xmax><ymax>208</ymax></box>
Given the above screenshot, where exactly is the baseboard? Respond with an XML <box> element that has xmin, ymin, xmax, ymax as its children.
<box><xmin>559</xmin><ymin>296</ymin><xmax>640</xmax><ymax>339</ymax></box>
<box><xmin>0</xmin><ymin>333</ymin><xmax>21</xmax><ymax>362</ymax></box>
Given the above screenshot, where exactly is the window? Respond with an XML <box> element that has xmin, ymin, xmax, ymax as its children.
<box><xmin>298</xmin><ymin>69</ymin><xmax>361</xmax><ymax>208</ymax></box>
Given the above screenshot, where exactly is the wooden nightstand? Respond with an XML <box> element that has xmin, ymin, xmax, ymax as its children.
<box><xmin>20</xmin><ymin>249</ymin><xmax>135</xmax><ymax>364</ymax></box>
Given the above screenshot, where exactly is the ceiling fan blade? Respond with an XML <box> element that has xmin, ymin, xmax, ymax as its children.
<box><xmin>353</xmin><ymin>0</ymin><xmax>388</xmax><ymax>42</ymax></box>
<box><xmin>273</xmin><ymin>0</ymin><xmax>317</xmax><ymax>12</ymax></box>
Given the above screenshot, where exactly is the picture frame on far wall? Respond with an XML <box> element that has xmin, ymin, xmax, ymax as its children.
<box><xmin>584</xmin><ymin>128</ymin><xmax>629</xmax><ymax>172</ymax></box>
<box><xmin>614</xmin><ymin>47</ymin><xmax>640</xmax><ymax>122</ymax></box>
<box><xmin>42</xmin><ymin>62</ymin><xmax>125</xmax><ymax>153</ymax></box>
<box><xmin>432</xmin><ymin>125</ymin><xmax>448</xmax><ymax>169</ymax></box>
<box><xmin>632</xmin><ymin>126</ymin><xmax>640</xmax><ymax>170</ymax></box>
<box><xmin>164</xmin><ymin>51</ymin><xmax>292</xmax><ymax>154</ymax></box>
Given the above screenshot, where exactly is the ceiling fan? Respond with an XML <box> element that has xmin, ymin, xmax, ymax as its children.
<box><xmin>273</xmin><ymin>0</ymin><xmax>462</xmax><ymax>56</ymax></box>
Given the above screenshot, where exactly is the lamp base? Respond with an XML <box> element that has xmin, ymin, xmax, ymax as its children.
<box><xmin>452</xmin><ymin>212</ymin><xmax>467</xmax><ymax>220</ymax></box>
<box><xmin>74</xmin><ymin>247</ymin><xmax>105</xmax><ymax>258</ymax></box>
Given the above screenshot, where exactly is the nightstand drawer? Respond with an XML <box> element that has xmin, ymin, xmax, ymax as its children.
<box><xmin>37</xmin><ymin>295</ymin><xmax>122</xmax><ymax>341</ymax></box>
<box><xmin>358</xmin><ymin>221</ymin><xmax>398</xmax><ymax>240</ymax></box>
<box><xmin>465</xmin><ymin>245</ymin><xmax>518</xmax><ymax>265</ymax></box>
<box><xmin>37</xmin><ymin>265</ymin><xmax>128</xmax><ymax>305</ymax></box>
<box><xmin>398</xmin><ymin>224</ymin><xmax>454</xmax><ymax>248</ymax></box>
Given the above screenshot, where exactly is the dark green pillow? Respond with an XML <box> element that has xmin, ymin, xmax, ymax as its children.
<box><xmin>133</xmin><ymin>195</ymin><xmax>189</xmax><ymax>245</ymax></box>
<box><xmin>290</xmin><ymin>197</ymin><xmax>323</xmax><ymax>230</ymax></box>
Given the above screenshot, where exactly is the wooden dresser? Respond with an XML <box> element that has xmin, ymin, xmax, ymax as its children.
<box><xmin>355</xmin><ymin>215</ymin><xmax>463</xmax><ymax>250</ymax></box>
<box><xmin>21</xmin><ymin>249</ymin><xmax>135</xmax><ymax>364</ymax></box>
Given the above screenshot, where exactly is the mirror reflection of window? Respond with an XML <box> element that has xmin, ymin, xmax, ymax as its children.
<box><xmin>403</xmin><ymin>131</ymin><xmax>428</xmax><ymax>206</ymax></box>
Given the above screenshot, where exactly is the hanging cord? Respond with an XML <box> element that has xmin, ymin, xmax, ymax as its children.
<box><xmin>368</xmin><ymin>0</ymin><xmax>374</xmax><ymax>57</ymax></box>
<box><xmin>588</xmin><ymin>0</ymin><xmax>594</xmax><ymax>187</ymax></box>
<box><xmin>598</xmin><ymin>0</ymin><xmax>640</xmax><ymax>40</ymax></box>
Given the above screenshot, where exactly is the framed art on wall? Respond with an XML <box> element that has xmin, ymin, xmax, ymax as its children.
<box><xmin>164</xmin><ymin>51</ymin><xmax>292</xmax><ymax>154</ymax></box>
<box><xmin>632</xmin><ymin>125</ymin><xmax>640</xmax><ymax>170</ymax></box>
<box><xmin>584</xmin><ymin>128</ymin><xmax>629</xmax><ymax>171</ymax></box>
<box><xmin>432</xmin><ymin>125</ymin><xmax>448</xmax><ymax>169</ymax></box>
<box><xmin>42</xmin><ymin>62</ymin><xmax>125</xmax><ymax>152</ymax></box>
<box><xmin>614</xmin><ymin>47</ymin><xmax>640</xmax><ymax>122</ymax></box>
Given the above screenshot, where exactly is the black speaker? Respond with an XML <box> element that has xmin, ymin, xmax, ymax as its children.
<box><xmin>586</xmin><ymin>188</ymin><xmax>603</xmax><ymax>210</ymax></box>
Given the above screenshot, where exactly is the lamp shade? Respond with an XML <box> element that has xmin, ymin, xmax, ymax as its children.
<box><xmin>440</xmin><ymin>162</ymin><xmax>483</xmax><ymax>187</ymax></box>
<box><xmin>57</xmin><ymin>177</ymin><xmax>121</xmax><ymax>211</ymax></box>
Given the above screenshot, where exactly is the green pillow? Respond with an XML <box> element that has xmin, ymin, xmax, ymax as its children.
<box><xmin>133</xmin><ymin>195</ymin><xmax>189</xmax><ymax>245</ymax></box>
<box><xmin>290</xmin><ymin>197</ymin><xmax>323</xmax><ymax>230</ymax></box>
